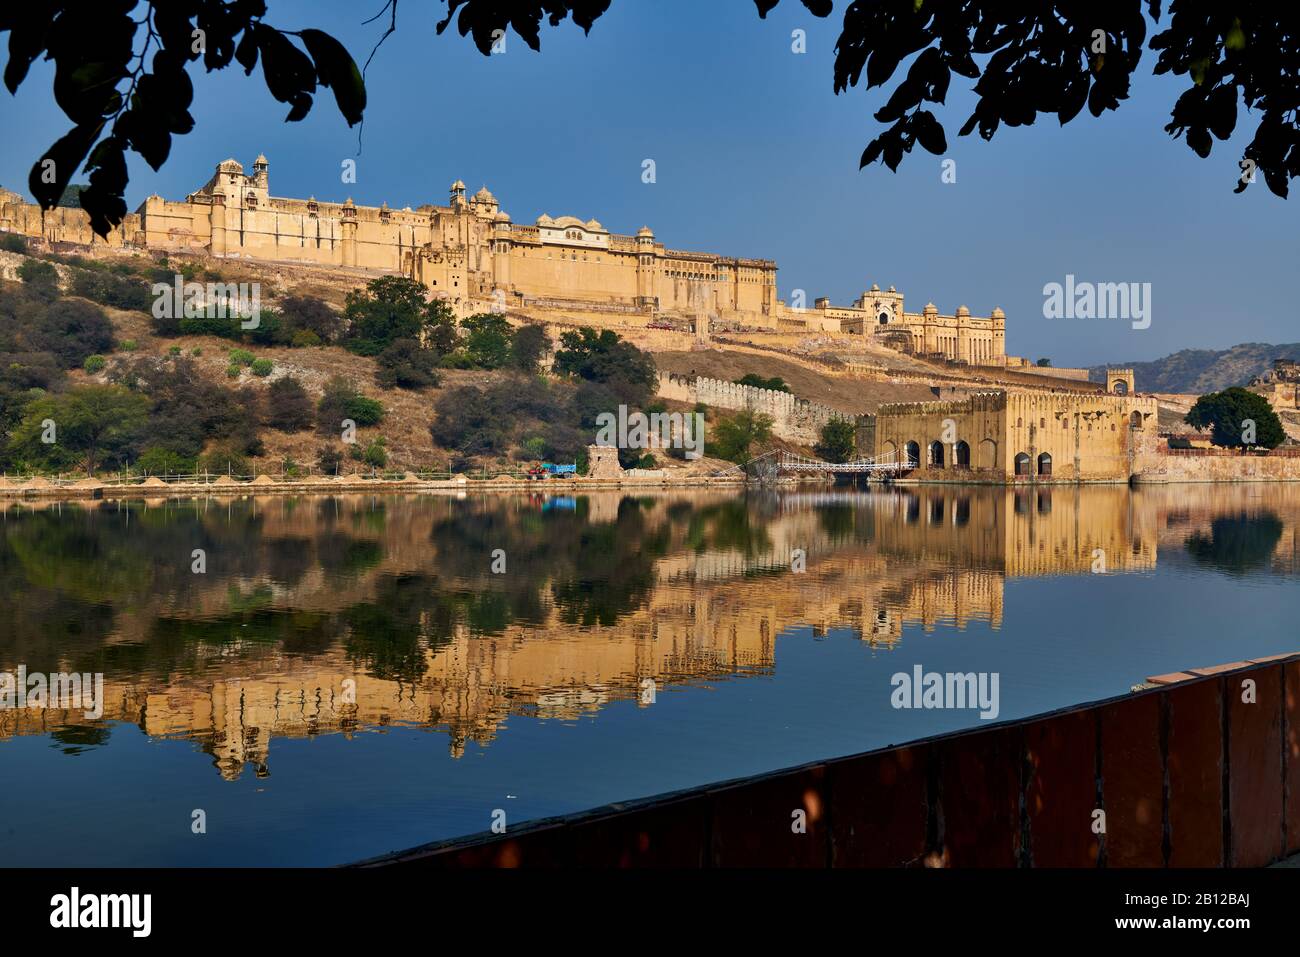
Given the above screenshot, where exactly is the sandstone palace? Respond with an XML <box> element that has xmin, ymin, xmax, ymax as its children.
<box><xmin>0</xmin><ymin>154</ymin><xmax>1026</xmax><ymax>368</ymax></box>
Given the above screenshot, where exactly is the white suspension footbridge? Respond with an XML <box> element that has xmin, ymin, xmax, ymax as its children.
<box><xmin>714</xmin><ymin>448</ymin><xmax>916</xmax><ymax>479</ymax></box>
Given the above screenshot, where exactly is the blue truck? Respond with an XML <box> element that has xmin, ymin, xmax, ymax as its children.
<box><xmin>527</xmin><ymin>462</ymin><xmax>577</xmax><ymax>480</ymax></box>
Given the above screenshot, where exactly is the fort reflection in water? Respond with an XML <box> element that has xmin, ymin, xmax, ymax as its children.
<box><xmin>0</xmin><ymin>485</ymin><xmax>1296</xmax><ymax>780</ymax></box>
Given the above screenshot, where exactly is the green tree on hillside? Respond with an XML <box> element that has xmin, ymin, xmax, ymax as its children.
<box><xmin>735</xmin><ymin>374</ymin><xmax>791</xmax><ymax>393</ymax></box>
<box><xmin>10</xmin><ymin>384</ymin><xmax>149</xmax><ymax>474</ymax></box>
<box><xmin>1185</xmin><ymin>387</ymin><xmax>1285</xmax><ymax>449</ymax></box>
<box><xmin>815</xmin><ymin>419</ymin><xmax>857</xmax><ymax>463</ymax></box>
<box><xmin>709</xmin><ymin>407</ymin><xmax>774</xmax><ymax>465</ymax></box>
<box><xmin>510</xmin><ymin>324</ymin><xmax>550</xmax><ymax>374</ymax></box>
<box><xmin>460</xmin><ymin>313</ymin><xmax>513</xmax><ymax>370</ymax></box>
<box><xmin>376</xmin><ymin>338</ymin><xmax>441</xmax><ymax>390</ymax></box>
<box><xmin>343</xmin><ymin>276</ymin><xmax>451</xmax><ymax>356</ymax></box>
<box><xmin>553</xmin><ymin>328</ymin><xmax>657</xmax><ymax>393</ymax></box>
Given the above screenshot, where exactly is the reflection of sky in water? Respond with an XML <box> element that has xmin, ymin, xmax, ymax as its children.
<box><xmin>0</xmin><ymin>486</ymin><xmax>1297</xmax><ymax>865</ymax></box>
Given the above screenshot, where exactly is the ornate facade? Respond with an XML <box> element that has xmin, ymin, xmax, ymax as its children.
<box><xmin>1</xmin><ymin>155</ymin><xmax>779</xmax><ymax>322</ymax></box>
<box><xmin>871</xmin><ymin>387</ymin><xmax>1160</xmax><ymax>483</ymax></box>
<box><xmin>809</xmin><ymin>283</ymin><xmax>1009</xmax><ymax>367</ymax></box>
<box><xmin>1</xmin><ymin>154</ymin><xmax>1015</xmax><ymax>364</ymax></box>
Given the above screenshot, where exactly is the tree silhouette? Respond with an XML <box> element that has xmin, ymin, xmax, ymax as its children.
<box><xmin>3</xmin><ymin>0</ymin><xmax>1295</xmax><ymax>241</ymax></box>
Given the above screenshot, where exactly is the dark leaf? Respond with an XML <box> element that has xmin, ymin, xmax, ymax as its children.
<box><xmin>1205</xmin><ymin>84</ymin><xmax>1237</xmax><ymax>140</ymax></box>
<box><xmin>254</xmin><ymin>24</ymin><xmax>317</xmax><ymax>122</ymax></box>
<box><xmin>29</xmin><ymin>121</ymin><xmax>104</xmax><ymax>211</ymax></box>
<box><xmin>300</xmin><ymin>29</ymin><xmax>366</xmax><ymax>126</ymax></box>
<box><xmin>912</xmin><ymin>110</ymin><xmax>947</xmax><ymax>154</ymax></box>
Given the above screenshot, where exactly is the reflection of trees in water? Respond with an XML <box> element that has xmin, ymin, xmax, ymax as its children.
<box><xmin>817</xmin><ymin>502</ymin><xmax>877</xmax><ymax>545</ymax></box>
<box><xmin>551</xmin><ymin>508</ymin><xmax>671</xmax><ymax>627</ymax></box>
<box><xmin>426</xmin><ymin>496</ymin><xmax>671</xmax><ymax>631</ymax></box>
<box><xmin>49</xmin><ymin>724</ymin><xmax>112</xmax><ymax>754</ymax></box>
<box><xmin>1184</xmin><ymin>511</ymin><xmax>1285</xmax><ymax>575</ymax></box>
<box><xmin>0</xmin><ymin>490</ymin><xmax>974</xmax><ymax>688</ymax></box>
<box><xmin>0</xmin><ymin>502</ymin><xmax>380</xmax><ymax>673</ymax></box>
<box><xmin>685</xmin><ymin>499</ymin><xmax>772</xmax><ymax>557</ymax></box>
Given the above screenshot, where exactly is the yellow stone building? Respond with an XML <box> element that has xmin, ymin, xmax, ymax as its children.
<box><xmin>1249</xmin><ymin>359</ymin><xmax>1300</xmax><ymax>412</ymax></box>
<box><xmin>1</xmin><ymin>155</ymin><xmax>780</xmax><ymax>322</ymax></box>
<box><xmin>2</xmin><ymin>154</ymin><xmax>1025</xmax><ymax>364</ymax></box>
<box><xmin>805</xmin><ymin>283</ymin><xmax>1009</xmax><ymax>367</ymax></box>
<box><xmin>871</xmin><ymin>387</ymin><xmax>1160</xmax><ymax>482</ymax></box>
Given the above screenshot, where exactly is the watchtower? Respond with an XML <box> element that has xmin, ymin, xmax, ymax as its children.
<box><xmin>1106</xmin><ymin>368</ymin><xmax>1135</xmax><ymax>395</ymax></box>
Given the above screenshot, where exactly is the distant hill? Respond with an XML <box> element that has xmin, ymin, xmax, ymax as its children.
<box><xmin>1088</xmin><ymin>343</ymin><xmax>1300</xmax><ymax>394</ymax></box>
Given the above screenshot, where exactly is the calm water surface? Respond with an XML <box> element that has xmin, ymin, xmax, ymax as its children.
<box><xmin>1</xmin><ymin>484</ymin><xmax>1297</xmax><ymax>865</ymax></box>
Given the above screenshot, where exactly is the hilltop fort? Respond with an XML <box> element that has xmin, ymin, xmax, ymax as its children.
<box><xmin>3</xmin><ymin>155</ymin><xmax>1298</xmax><ymax>487</ymax></box>
<box><xmin>2</xmin><ymin>154</ymin><xmax>1034</xmax><ymax>370</ymax></box>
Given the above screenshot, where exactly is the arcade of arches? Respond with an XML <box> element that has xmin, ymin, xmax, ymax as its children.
<box><xmin>871</xmin><ymin>385</ymin><xmax>1159</xmax><ymax>483</ymax></box>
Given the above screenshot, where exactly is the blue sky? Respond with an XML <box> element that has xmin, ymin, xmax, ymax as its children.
<box><xmin>0</xmin><ymin>0</ymin><xmax>1295</xmax><ymax>366</ymax></box>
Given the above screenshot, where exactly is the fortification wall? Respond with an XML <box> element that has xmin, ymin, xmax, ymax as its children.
<box><xmin>1136</xmin><ymin>449</ymin><xmax>1300</xmax><ymax>484</ymax></box>
<box><xmin>659</xmin><ymin>373</ymin><xmax>848</xmax><ymax>444</ymax></box>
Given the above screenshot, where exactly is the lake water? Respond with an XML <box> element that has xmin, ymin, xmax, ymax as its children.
<box><xmin>1</xmin><ymin>484</ymin><xmax>1297</xmax><ymax>865</ymax></box>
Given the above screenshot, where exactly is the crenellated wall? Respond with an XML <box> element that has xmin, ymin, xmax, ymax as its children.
<box><xmin>659</xmin><ymin>373</ymin><xmax>851</xmax><ymax>444</ymax></box>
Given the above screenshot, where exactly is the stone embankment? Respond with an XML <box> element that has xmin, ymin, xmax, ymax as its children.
<box><xmin>0</xmin><ymin>471</ymin><xmax>748</xmax><ymax>501</ymax></box>
<box><xmin>1135</xmin><ymin>447</ymin><xmax>1300</xmax><ymax>484</ymax></box>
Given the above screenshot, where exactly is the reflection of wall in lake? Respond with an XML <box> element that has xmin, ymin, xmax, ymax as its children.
<box><xmin>7</xmin><ymin>486</ymin><xmax>1291</xmax><ymax>781</ymax></box>
<box><xmin>874</xmin><ymin>487</ymin><xmax>1157</xmax><ymax>578</ymax></box>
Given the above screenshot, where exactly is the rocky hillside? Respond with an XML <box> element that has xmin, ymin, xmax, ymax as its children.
<box><xmin>1088</xmin><ymin>343</ymin><xmax>1300</xmax><ymax>395</ymax></box>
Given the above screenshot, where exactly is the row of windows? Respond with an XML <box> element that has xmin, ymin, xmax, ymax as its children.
<box><xmin>1015</xmin><ymin>413</ymin><xmax>1143</xmax><ymax>430</ymax></box>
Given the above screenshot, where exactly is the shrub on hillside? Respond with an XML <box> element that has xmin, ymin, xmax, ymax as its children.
<box><xmin>280</xmin><ymin>295</ymin><xmax>344</xmax><ymax>343</ymax></box>
<box><xmin>111</xmin><ymin>357</ymin><xmax>266</xmax><ymax>464</ymax></box>
<box><xmin>430</xmin><ymin>376</ymin><xmax>587</xmax><ymax>463</ymax></box>
<box><xmin>553</xmin><ymin>327</ymin><xmax>657</xmax><ymax>398</ymax></box>
<box><xmin>316</xmin><ymin>377</ymin><xmax>384</xmax><ymax>434</ymax></box>
<box><xmin>376</xmin><ymin>337</ymin><xmax>441</xmax><ymax>390</ymax></box>
<box><xmin>342</xmin><ymin>276</ymin><xmax>452</xmax><ymax>355</ymax></box>
<box><xmin>459</xmin><ymin>313</ymin><xmax>513</xmax><ymax>370</ymax></box>
<box><xmin>17</xmin><ymin>259</ymin><xmax>59</xmax><ymax>300</ymax></box>
<box><xmin>316</xmin><ymin>445</ymin><xmax>345</xmax><ymax>474</ymax></box>
<box><xmin>734</xmin><ymin>373</ymin><xmax>791</xmax><ymax>393</ymax></box>
<box><xmin>359</xmin><ymin>436</ymin><xmax>388</xmax><ymax>468</ymax></box>
<box><xmin>83</xmin><ymin>354</ymin><xmax>107</xmax><ymax>374</ymax></box>
<box><xmin>69</xmin><ymin>269</ymin><xmax>152</xmax><ymax>311</ymax></box>
<box><xmin>265</xmin><ymin>376</ymin><xmax>314</xmax><ymax>432</ymax></box>
<box><xmin>0</xmin><ymin>233</ymin><xmax>27</xmax><ymax>253</ymax></box>
<box><xmin>510</xmin><ymin>324</ymin><xmax>550</xmax><ymax>374</ymax></box>
<box><xmin>136</xmin><ymin>446</ymin><xmax>195</xmax><ymax>476</ymax></box>
<box><xmin>199</xmin><ymin>445</ymin><xmax>249</xmax><ymax>476</ymax></box>
<box><xmin>28</xmin><ymin>298</ymin><xmax>115</xmax><ymax>368</ymax></box>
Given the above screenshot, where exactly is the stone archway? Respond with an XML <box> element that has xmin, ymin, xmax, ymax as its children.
<box><xmin>978</xmin><ymin>438</ymin><xmax>998</xmax><ymax>470</ymax></box>
<box><xmin>928</xmin><ymin>441</ymin><xmax>945</xmax><ymax>469</ymax></box>
<box><xmin>1037</xmin><ymin>452</ymin><xmax>1053</xmax><ymax>476</ymax></box>
<box><xmin>904</xmin><ymin>441</ymin><xmax>920</xmax><ymax>468</ymax></box>
<box><xmin>1014</xmin><ymin>452</ymin><xmax>1031</xmax><ymax>477</ymax></box>
<box><xmin>954</xmin><ymin>440</ymin><xmax>971</xmax><ymax>469</ymax></box>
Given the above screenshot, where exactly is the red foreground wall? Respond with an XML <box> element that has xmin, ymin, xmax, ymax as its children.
<box><xmin>355</xmin><ymin>656</ymin><xmax>1300</xmax><ymax>868</ymax></box>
